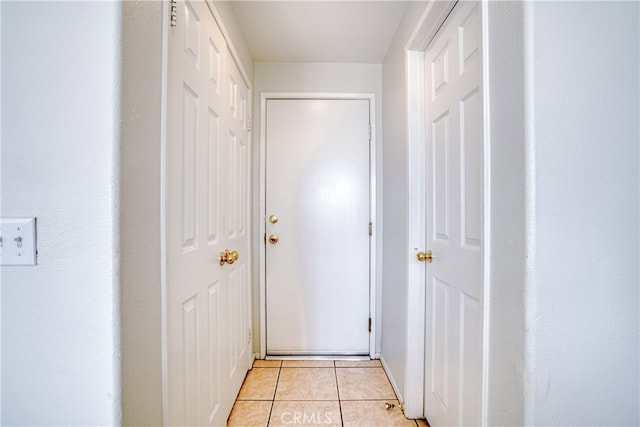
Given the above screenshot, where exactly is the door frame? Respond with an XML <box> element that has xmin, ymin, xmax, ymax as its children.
<box><xmin>258</xmin><ymin>93</ymin><xmax>379</xmax><ymax>359</ymax></box>
<box><xmin>160</xmin><ymin>1</ymin><xmax>254</xmax><ymax>423</ymax></box>
<box><xmin>403</xmin><ymin>0</ymin><xmax>492</xmax><ymax>422</ymax></box>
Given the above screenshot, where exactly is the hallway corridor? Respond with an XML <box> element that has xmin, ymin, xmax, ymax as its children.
<box><xmin>227</xmin><ymin>360</ymin><xmax>428</xmax><ymax>426</ymax></box>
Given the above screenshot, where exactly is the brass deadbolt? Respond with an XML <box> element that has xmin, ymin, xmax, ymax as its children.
<box><xmin>268</xmin><ymin>234</ymin><xmax>279</xmax><ymax>244</ymax></box>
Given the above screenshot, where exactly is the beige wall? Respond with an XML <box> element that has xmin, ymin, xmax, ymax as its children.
<box><xmin>119</xmin><ymin>1</ymin><xmax>164</xmax><ymax>425</ymax></box>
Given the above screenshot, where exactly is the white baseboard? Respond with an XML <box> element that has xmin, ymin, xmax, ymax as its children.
<box><xmin>379</xmin><ymin>353</ymin><xmax>404</xmax><ymax>405</ymax></box>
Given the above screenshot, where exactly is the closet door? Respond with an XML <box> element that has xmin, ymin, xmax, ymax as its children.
<box><xmin>422</xmin><ymin>2</ymin><xmax>484</xmax><ymax>426</ymax></box>
<box><xmin>165</xmin><ymin>1</ymin><xmax>251</xmax><ymax>424</ymax></box>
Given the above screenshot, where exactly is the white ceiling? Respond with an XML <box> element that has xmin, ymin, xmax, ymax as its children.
<box><xmin>230</xmin><ymin>1</ymin><xmax>409</xmax><ymax>63</ymax></box>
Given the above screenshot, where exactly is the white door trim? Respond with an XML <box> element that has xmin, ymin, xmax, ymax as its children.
<box><xmin>404</xmin><ymin>47</ymin><xmax>427</xmax><ymax>419</ymax></box>
<box><xmin>259</xmin><ymin>92</ymin><xmax>378</xmax><ymax>359</ymax></box>
<box><xmin>160</xmin><ymin>1</ymin><xmax>169</xmax><ymax>424</ymax></box>
<box><xmin>160</xmin><ymin>1</ymin><xmax>253</xmax><ymax>424</ymax></box>
<box><xmin>404</xmin><ymin>0</ymin><xmax>491</xmax><ymax>423</ymax></box>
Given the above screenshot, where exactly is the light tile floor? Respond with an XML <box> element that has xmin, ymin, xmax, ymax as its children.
<box><xmin>227</xmin><ymin>360</ymin><xmax>429</xmax><ymax>427</ymax></box>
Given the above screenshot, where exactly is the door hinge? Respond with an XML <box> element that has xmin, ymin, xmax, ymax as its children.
<box><xmin>170</xmin><ymin>0</ymin><xmax>177</xmax><ymax>27</ymax></box>
<box><xmin>368</xmin><ymin>317</ymin><xmax>372</xmax><ymax>333</ymax></box>
<box><xmin>248</xmin><ymin>328</ymin><xmax>252</xmax><ymax>344</ymax></box>
<box><xmin>368</xmin><ymin>222</ymin><xmax>373</xmax><ymax>236</ymax></box>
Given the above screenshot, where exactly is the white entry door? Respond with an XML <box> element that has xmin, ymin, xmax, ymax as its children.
<box><xmin>265</xmin><ymin>98</ymin><xmax>371</xmax><ymax>355</ymax></box>
<box><xmin>423</xmin><ymin>2</ymin><xmax>484</xmax><ymax>426</ymax></box>
<box><xmin>165</xmin><ymin>1</ymin><xmax>252</xmax><ymax>425</ymax></box>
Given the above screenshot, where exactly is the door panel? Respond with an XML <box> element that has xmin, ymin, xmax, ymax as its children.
<box><xmin>265</xmin><ymin>99</ymin><xmax>371</xmax><ymax>355</ymax></box>
<box><xmin>459</xmin><ymin>291</ymin><xmax>482</xmax><ymax>426</ymax></box>
<box><xmin>461</xmin><ymin>89</ymin><xmax>482</xmax><ymax>251</ymax></box>
<box><xmin>206</xmin><ymin>280</ymin><xmax>221</xmax><ymax>422</ymax></box>
<box><xmin>431</xmin><ymin>278</ymin><xmax>450</xmax><ymax>410</ymax></box>
<box><xmin>207</xmin><ymin>110</ymin><xmax>220</xmax><ymax>245</ymax></box>
<box><xmin>424</xmin><ymin>2</ymin><xmax>483</xmax><ymax>426</ymax></box>
<box><xmin>166</xmin><ymin>1</ymin><xmax>251</xmax><ymax>425</ymax></box>
<box><xmin>182</xmin><ymin>296</ymin><xmax>198</xmax><ymax>425</ymax></box>
<box><xmin>433</xmin><ymin>112</ymin><xmax>450</xmax><ymax>242</ymax></box>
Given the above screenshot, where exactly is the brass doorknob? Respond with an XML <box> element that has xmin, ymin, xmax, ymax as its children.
<box><xmin>268</xmin><ymin>234</ymin><xmax>279</xmax><ymax>244</ymax></box>
<box><xmin>417</xmin><ymin>250</ymin><xmax>433</xmax><ymax>263</ymax></box>
<box><xmin>269</xmin><ymin>214</ymin><xmax>278</xmax><ymax>224</ymax></box>
<box><xmin>219</xmin><ymin>249</ymin><xmax>240</xmax><ymax>265</ymax></box>
<box><xmin>227</xmin><ymin>250</ymin><xmax>239</xmax><ymax>264</ymax></box>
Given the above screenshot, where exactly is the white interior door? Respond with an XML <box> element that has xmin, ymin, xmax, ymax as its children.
<box><xmin>423</xmin><ymin>2</ymin><xmax>484</xmax><ymax>426</ymax></box>
<box><xmin>166</xmin><ymin>1</ymin><xmax>251</xmax><ymax>425</ymax></box>
<box><xmin>265</xmin><ymin>98</ymin><xmax>371</xmax><ymax>355</ymax></box>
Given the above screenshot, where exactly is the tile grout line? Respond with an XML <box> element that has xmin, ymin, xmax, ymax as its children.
<box><xmin>333</xmin><ymin>361</ymin><xmax>345</xmax><ymax>427</ymax></box>
<box><xmin>265</xmin><ymin>361</ymin><xmax>282</xmax><ymax>427</ymax></box>
<box><xmin>237</xmin><ymin>360</ymin><xmax>404</xmax><ymax>426</ymax></box>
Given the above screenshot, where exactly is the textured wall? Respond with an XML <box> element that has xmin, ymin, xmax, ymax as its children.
<box><xmin>119</xmin><ymin>1</ymin><xmax>164</xmax><ymax>425</ymax></box>
<box><xmin>1</xmin><ymin>1</ymin><xmax>122</xmax><ymax>424</ymax></box>
<box><xmin>484</xmin><ymin>2</ymin><xmax>532</xmax><ymax>424</ymax></box>
<box><xmin>532</xmin><ymin>2</ymin><xmax>639</xmax><ymax>424</ymax></box>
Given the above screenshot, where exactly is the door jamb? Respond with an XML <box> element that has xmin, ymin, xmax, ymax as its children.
<box><xmin>259</xmin><ymin>93</ymin><xmax>379</xmax><ymax>359</ymax></box>
<box><xmin>403</xmin><ymin>0</ymin><xmax>490</xmax><ymax>422</ymax></box>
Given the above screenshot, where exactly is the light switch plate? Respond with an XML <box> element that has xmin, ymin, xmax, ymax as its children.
<box><xmin>0</xmin><ymin>217</ymin><xmax>37</xmax><ymax>266</ymax></box>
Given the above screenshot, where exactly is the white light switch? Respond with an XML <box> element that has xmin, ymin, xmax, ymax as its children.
<box><xmin>0</xmin><ymin>217</ymin><xmax>37</xmax><ymax>266</ymax></box>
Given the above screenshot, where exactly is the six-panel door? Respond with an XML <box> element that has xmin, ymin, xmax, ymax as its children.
<box><xmin>423</xmin><ymin>2</ymin><xmax>484</xmax><ymax>426</ymax></box>
<box><xmin>166</xmin><ymin>1</ymin><xmax>252</xmax><ymax>425</ymax></box>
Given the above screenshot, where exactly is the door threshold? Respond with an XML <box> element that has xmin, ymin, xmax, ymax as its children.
<box><xmin>265</xmin><ymin>355</ymin><xmax>372</xmax><ymax>361</ymax></box>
